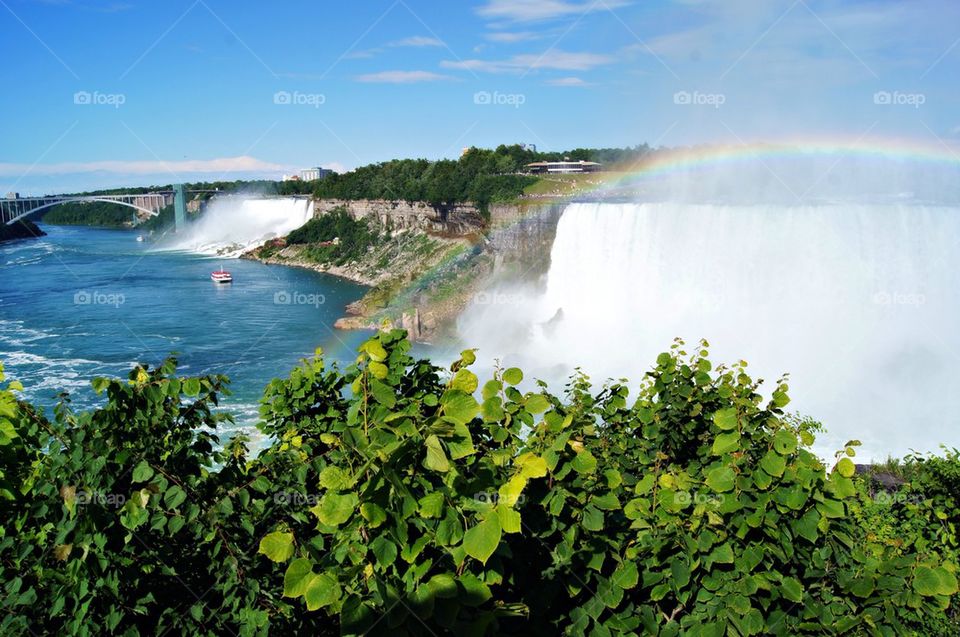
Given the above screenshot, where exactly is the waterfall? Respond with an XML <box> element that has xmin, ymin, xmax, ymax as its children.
<box><xmin>461</xmin><ymin>201</ymin><xmax>960</xmax><ymax>460</ymax></box>
<box><xmin>160</xmin><ymin>196</ymin><xmax>314</xmax><ymax>257</ymax></box>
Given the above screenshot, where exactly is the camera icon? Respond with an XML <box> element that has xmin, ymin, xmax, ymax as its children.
<box><xmin>73</xmin><ymin>91</ymin><xmax>91</xmax><ymax>105</ymax></box>
<box><xmin>873</xmin><ymin>91</ymin><xmax>891</xmax><ymax>105</ymax></box>
<box><xmin>273</xmin><ymin>290</ymin><xmax>291</xmax><ymax>305</ymax></box>
<box><xmin>473</xmin><ymin>91</ymin><xmax>492</xmax><ymax>105</ymax></box>
<box><xmin>74</xmin><ymin>290</ymin><xmax>91</xmax><ymax>304</ymax></box>
<box><xmin>273</xmin><ymin>91</ymin><xmax>292</xmax><ymax>105</ymax></box>
<box><xmin>673</xmin><ymin>91</ymin><xmax>691</xmax><ymax>105</ymax></box>
<box><xmin>873</xmin><ymin>291</ymin><xmax>892</xmax><ymax>305</ymax></box>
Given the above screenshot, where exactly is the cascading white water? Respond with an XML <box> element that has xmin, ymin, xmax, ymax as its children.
<box><xmin>461</xmin><ymin>201</ymin><xmax>960</xmax><ymax>460</ymax></box>
<box><xmin>160</xmin><ymin>196</ymin><xmax>313</xmax><ymax>257</ymax></box>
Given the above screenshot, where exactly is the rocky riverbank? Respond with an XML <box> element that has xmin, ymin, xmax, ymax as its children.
<box><xmin>0</xmin><ymin>220</ymin><xmax>46</xmax><ymax>243</ymax></box>
<box><xmin>242</xmin><ymin>226</ymin><xmax>481</xmax><ymax>341</ymax></box>
<box><xmin>242</xmin><ymin>199</ymin><xmax>566</xmax><ymax>341</ymax></box>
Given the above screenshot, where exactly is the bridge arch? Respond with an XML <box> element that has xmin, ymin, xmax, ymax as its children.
<box><xmin>3</xmin><ymin>197</ymin><xmax>163</xmax><ymax>226</ymax></box>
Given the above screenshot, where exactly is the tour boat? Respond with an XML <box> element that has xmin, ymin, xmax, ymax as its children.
<box><xmin>135</xmin><ymin>235</ymin><xmax>144</xmax><ymax>242</ymax></box>
<box><xmin>211</xmin><ymin>266</ymin><xmax>233</xmax><ymax>283</ymax></box>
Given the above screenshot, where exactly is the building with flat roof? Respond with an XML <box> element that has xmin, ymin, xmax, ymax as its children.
<box><xmin>524</xmin><ymin>160</ymin><xmax>602</xmax><ymax>174</ymax></box>
<box><xmin>300</xmin><ymin>167</ymin><xmax>333</xmax><ymax>181</ymax></box>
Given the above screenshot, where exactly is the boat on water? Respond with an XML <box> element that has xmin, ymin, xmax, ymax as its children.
<box><xmin>135</xmin><ymin>235</ymin><xmax>144</xmax><ymax>242</ymax></box>
<box><xmin>211</xmin><ymin>266</ymin><xmax>233</xmax><ymax>283</ymax></box>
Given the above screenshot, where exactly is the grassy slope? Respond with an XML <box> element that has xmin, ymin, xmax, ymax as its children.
<box><xmin>521</xmin><ymin>171</ymin><xmax>629</xmax><ymax>201</ymax></box>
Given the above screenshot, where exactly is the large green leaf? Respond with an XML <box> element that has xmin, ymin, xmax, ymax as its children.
<box><xmin>773</xmin><ymin>429</ymin><xmax>798</xmax><ymax>455</ymax></box>
<box><xmin>424</xmin><ymin>434</ymin><xmax>450</xmax><ymax>472</ymax></box>
<box><xmin>368</xmin><ymin>378</ymin><xmax>396</xmax><ymax>408</ymax></box>
<box><xmin>446</xmin><ymin>422</ymin><xmax>475</xmax><ymax>460</ymax></box>
<box><xmin>463</xmin><ymin>515</ymin><xmax>501</xmax><ymax>564</ymax></box>
<box><xmin>712</xmin><ymin>431</ymin><xmax>740</xmax><ymax>455</ymax></box>
<box><xmin>525</xmin><ymin>393</ymin><xmax>550</xmax><ymax>414</ymax></box>
<box><xmin>440</xmin><ymin>390</ymin><xmax>479</xmax><ymax>425</ymax></box>
<box><xmin>835</xmin><ymin>457</ymin><xmax>856</xmax><ymax>478</ymax></box>
<box><xmin>781</xmin><ymin>577</ymin><xmax>803</xmax><ymax>603</ymax></box>
<box><xmin>313</xmin><ymin>493</ymin><xmax>357</xmax><ymax>526</ymax></box>
<box><xmin>283</xmin><ymin>558</ymin><xmax>314</xmax><ymax>597</ymax></box>
<box><xmin>502</xmin><ymin>367</ymin><xmax>523</xmax><ymax>385</ymax></box>
<box><xmin>571</xmin><ymin>450</ymin><xmax>597</xmax><ymax>475</ymax></box>
<box><xmin>713</xmin><ymin>408</ymin><xmax>739</xmax><ymax>430</ymax></box>
<box><xmin>259</xmin><ymin>531</ymin><xmax>294</xmax><ymax>563</ymax></box>
<box><xmin>304</xmin><ymin>573</ymin><xmax>340</xmax><ymax>611</ymax></box>
<box><xmin>516</xmin><ymin>453</ymin><xmax>548</xmax><ymax>479</ymax></box>
<box><xmin>760</xmin><ymin>451</ymin><xmax>786</xmax><ymax>477</ymax></box>
<box><xmin>131</xmin><ymin>460</ymin><xmax>154</xmax><ymax>483</ymax></box>
<box><xmin>705</xmin><ymin>466</ymin><xmax>736</xmax><ymax>492</ymax></box>
<box><xmin>451</xmin><ymin>369</ymin><xmax>479</xmax><ymax>393</ymax></box>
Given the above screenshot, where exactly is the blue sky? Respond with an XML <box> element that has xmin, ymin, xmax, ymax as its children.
<box><xmin>1</xmin><ymin>0</ymin><xmax>959</xmax><ymax>194</ymax></box>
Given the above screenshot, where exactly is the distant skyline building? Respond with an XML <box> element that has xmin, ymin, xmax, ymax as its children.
<box><xmin>299</xmin><ymin>167</ymin><xmax>333</xmax><ymax>182</ymax></box>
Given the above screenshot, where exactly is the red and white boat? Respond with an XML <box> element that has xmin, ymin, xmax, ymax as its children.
<box><xmin>210</xmin><ymin>266</ymin><xmax>233</xmax><ymax>283</ymax></box>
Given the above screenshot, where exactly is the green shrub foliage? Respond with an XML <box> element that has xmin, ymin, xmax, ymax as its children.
<box><xmin>1</xmin><ymin>332</ymin><xmax>957</xmax><ymax>635</ymax></box>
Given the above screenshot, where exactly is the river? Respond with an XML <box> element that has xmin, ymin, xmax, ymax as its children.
<box><xmin>0</xmin><ymin>224</ymin><xmax>371</xmax><ymax>446</ymax></box>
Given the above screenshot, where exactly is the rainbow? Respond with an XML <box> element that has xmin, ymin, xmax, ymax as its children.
<box><xmin>574</xmin><ymin>136</ymin><xmax>960</xmax><ymax>195</ymax></box>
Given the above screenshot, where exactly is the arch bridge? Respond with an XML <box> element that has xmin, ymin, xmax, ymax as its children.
<box><xmin>2</xmin><ymin>184</ymin><xmax>193</xmax><ymax>231</ymax></box>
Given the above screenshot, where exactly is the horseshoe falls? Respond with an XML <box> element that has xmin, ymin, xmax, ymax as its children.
<box><xmin>461</xmin><ymin>201</ymin><xmax>960</xmax><ymax>460</ymax></box>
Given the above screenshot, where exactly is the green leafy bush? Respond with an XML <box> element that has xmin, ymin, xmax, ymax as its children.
<box><xmin>1</xmin><ymin>333</ymin><xmax>958</xmax><ymax>636</ymax></box>
<box><xmin>285</xmin><ymin>208</ymin><xmax>381</xmax><ymax>265</ymax></box>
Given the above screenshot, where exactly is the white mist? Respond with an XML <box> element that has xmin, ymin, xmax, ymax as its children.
<box><xmin>460</xmin><ymin>201</ymin><xmax>960</xmax><ymax>461</ymax></box>
<box><xmin>160</xmin><ymin>196</ymin><xmax>313</xmax><ymax>257</ymax></box>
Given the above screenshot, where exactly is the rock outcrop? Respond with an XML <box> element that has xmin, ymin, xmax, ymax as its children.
<box><xmin>246</xmin><ymin>198</ymin><xmax>569</xmax><ymax>342</ymax></box>
<box><xmin>0</xmin><ymin>220</ymin><xmax>46</xmax><ymax>244</ymax></box>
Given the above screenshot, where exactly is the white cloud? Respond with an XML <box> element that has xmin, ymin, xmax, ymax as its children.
<box><xmin>442</xmin><ymin>49</ymin><xmax>613</xmax><ymax>73</ymax></box>
<box><xmin>485</xmin><ymin>31</ymin><xmax>542</xmax><ymax>43</ymax></box>
<box><xmin>0</xmin><ymin>156</ymin><xmax>287</xmax><ymax>177</ymax></box>
<box><xmin>354</xmin><ymin>70</ymin><xmax>457</xmax><ymax>83</ymax></box>
<box><xmin>388</xmin><ymin>36</ymin><xmax>445</xmax><ymax>47</ymax></box>
<box><xmin>546</xmin><ymin>76</ymin><xmax>590</xmax><ymax>86</ymax></box>
<box><xmin>476</xmin><ymin>0</ymin><xmax>629</xmax><ymax>23</ymax></box>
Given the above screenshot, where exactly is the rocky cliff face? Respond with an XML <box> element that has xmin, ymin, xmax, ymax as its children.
<box><xmin>484</xmin><ymin>202</ymin><xmax>566</xmax><ymax>281</ymax></box>
<box><xmin>312</xmin><ymin>199</ymin><xmax>486</xmax><ymax>235</ymax></box>
<box><xmin>311</xmin><ymin>198</ymin><xmax>565</xmax><ymax>279</ymax></box>
<box><xmin>250</xmin><ymin>198</ymin><xmax>569</xmax><ymax>342</ymax></box>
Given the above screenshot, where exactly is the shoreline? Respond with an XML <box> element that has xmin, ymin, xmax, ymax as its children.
<box><xmin>239</xmin><ymin>250</ymin><xmax>378</xmax><ymax>288</ymax></box>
